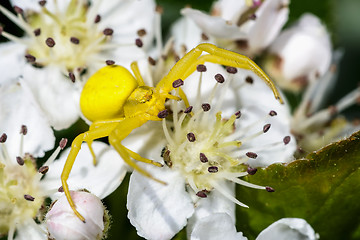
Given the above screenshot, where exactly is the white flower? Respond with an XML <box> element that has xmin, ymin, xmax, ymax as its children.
<box><xmin>264</xmin><ymin>13</ymin><xmax>332</xmax><ymax>91</ymax></box>
<box><xmin>0</xmin><ymin>0</ymin><xmax>156</xmax><ymax>129</ymax></box>
<box><xmin>0</xmin><ymin>80</ymin><xmax>126</xmax><ymax>240</ymax></box>
<box><xmin>180</xmin><ymin>0</ymin><xmax>289</xmax><ymax>56</ymax></box>
<box><xmin>256</xmin><ymin>218</ymin><xmax>319</xmax><ymax>240</ymax></box>
<box><xmin>127</xmin><ymin>63</ymin><xmax>296</xmax><ymax>239</ymax></box>
<box><xmin>290</xmin><ymin>50</ymin><xmax>360</xmax><ymax>153</ymax></box>
<box><xmin>46</xmin><ymin>191</ymin><xmax>110</xmax><ymax>240</ymax></box>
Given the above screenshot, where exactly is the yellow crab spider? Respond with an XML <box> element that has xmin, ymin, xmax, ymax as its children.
<box><xmin>61</xmin><ymin>43</ymin><xmax>283</xmax><ymax>222</ymax></box>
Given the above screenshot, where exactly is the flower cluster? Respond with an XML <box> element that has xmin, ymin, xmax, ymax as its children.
<box><xmin>0</xmin><ymin>0</ymin><xmax>357</xmax><ymax>239</ymax></box>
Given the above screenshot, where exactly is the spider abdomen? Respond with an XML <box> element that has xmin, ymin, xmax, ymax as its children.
<box><xmin>80</xmin><ymin>65</ymin><xmax>138</xmax><ymax>122</ymax></box>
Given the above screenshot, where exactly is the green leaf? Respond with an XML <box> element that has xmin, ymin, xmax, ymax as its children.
<box><xmin>236</xmin><ymin>130</ymin><xmax>360</xmax><ymax>240</ymax></box>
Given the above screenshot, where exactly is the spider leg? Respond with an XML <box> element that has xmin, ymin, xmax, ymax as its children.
<box><xmin>61</xmin><ymin>123</ymin><xmax>118</xmax><ymax>222</ymax></box>
<box><xmin>108</xmin><ymin>116</ymin><xmax>166</xmax><ymax>185</ymax></box>
<box><xmin>156</xmin><ymin>43</ymin><xmax>283</xmax><ymax>104</ymax></box>
<box><xmin>88</xmin><ymin>118</ymin><xmax>125</xmax><ymax>165</ymax></box>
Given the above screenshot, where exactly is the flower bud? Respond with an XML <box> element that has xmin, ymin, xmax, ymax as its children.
<box><xmin>264</xmin><ymin>13</ymin><xmax>332</xmax><ymax>92</ymax></box>
<box><xmin>46</xmin><ymin>191</ymin><xmax>110</xmax><ymax>240</ymax></box>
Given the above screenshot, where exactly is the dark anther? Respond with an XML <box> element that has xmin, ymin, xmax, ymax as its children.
<box><xmin>68</xmin><ymin>72</ymin><xmax>75</xmax><ymax>82</ymax></box>
<box><xmin>201</xmin><ymin>33</ymin><xmax>209</xmax><ymax>41</ymax></box>
<box><xmin>208</xmin><ymin>166</ymin><xmax>218</xmax><ymax>173</ymax></box>
<box><xmin>235</xmin><ymin>110</ymin><xmax>241</xmax><ymax>119</ymax></box>
<box><xmin>14</xmin><ymin>6</ymin><xmax>23</xmax><ymax>14</ymax></box>
<box><xmin>148</xmin><ymin>57</ymin><xmax>156</xmax><ymax>65</ymax></box>
<box><xmin>263</xmin><ymin>124</ymin><xmax>271</xmax><ymax>133</ymax></box>
<box><xmin>196</xmin><ymin>64</ymin><xmax>207</xmax><ymax>72</ymax></box>
<box><xmin>247</xmin><ymin>166</ymin><xmax>257</xmax><ymax>175</ymax></box>
<box><xmin>283</xmin><ymin>136</ymin><xmax>291</xmax><ymax>145</ymax></box>
<box><xmin>158</xmin><ymin>109</ymin><xmax>168</xmax><ymax>119</ymax></box>
<box><xmin>265</xmin><ymin>186</ymin><xmax>275</xmax><ymax>192</ymax></box>
<box><xmin>103</xmin><ymin>28</ymin><xmax>114</xmax><ymax>36</ymax></box>
<box><xmin>201</xmin><ymin>103</ymin><xmax>211</xmax><ymax>112</ymax></box>
<box><xmin>0</xmin><ymin>133</ymin><xmax>7</xmax><ymax>143</ymax></box>
<box><xmin>135</xmin><ymin>38</ymin><xmax>143</xmax><ymax>48</ymax></box>
<box><xmin>106</xmin><ymin>60</ymin><xmax>115</xmax><ymax>65</ymax></box>
<box><xmin>20</xmin><ymin>125</ymin><xmax>28</xmax><ymax>135</ymax></box>
<box><xmin>199</xmin><ymin>153</ymin><xmax>208</xmax><ymax>163</ymax></box>
<box><xmin>137</xmin><ymin>29</ymin><xmax>147</xmax><ymax>36</ymax></box>
<box><xmin>160</xmin><ymin>147</ymin><xmax>166</xmax><ymax>157</ymax></box>
<box><xmin>249</xmin><ymin>14</ymin><xmax>257</xmax><ymax>20</ymax></box>
<box><xmin>184</xmin><ymin>106</ymin><xmax>193</xmax><ymax>113</ymax></box>
<box><xmin>155</xmin><ymin>5</ymin><xmax>164</xmax><ymax>14</ymax></box>
<box><xmin>328</xmin><ymin>105</ymin><xmax>337</xmax><ymax>115</ymax></box>
<box><xmin>246</xmin><ymin>152</ymin><xmax>258</xmax><ymax>159</ymax></box>
<box><xmin>70</xmin><ymin>37</ymin><xmax>80</xmax><ymax>44</ymax></box>
<box><xmin>245</xmin><ymin>76</ymin><xmax>254</xmax><ymax>84</ymax></box>
<box><xmin>39</xmin><ymin>0</ymin><xmax>47</xmax><ymax>6</ymax></box>
<box><xmin>45</xmin><ymin>37</ymin><xmax>56</xmax><ymax>47</ymax></box>
<box><xmin>196</xmin><ymin>190</ymin><xmax>208</xmax><ymax>198</ymax></box>
<box><xmin>0</xmin><ymin>26</ymin><xmax>3</xmax><ymax>35</ymax></box>
<box><xmin>269</xmin><ymin>110</ymin><xmax>277</xmax><ymax>116</ymax></box>
<box><xmin>226</xmin><ymin>66</ymin><xmax>238</xmax><ymax>74</ymax></box>
<box><xmin>58</xmin><ymin>186</ymin><xmax>64</xmax><ymax>192</ymax></box>
<box><xmin>59</xmin><ymin>138</ymin><xmax>68</xmax><ymax>150</ymax></box>
<box><xmin>25</xmin><ymin>54</ymin><xmax>36</xmax><ymax>63</ymax></box>
<box><xmin>16</xmin><ymin>156</ymin><xmax>24</xmax><ymax>166</ymax></box>
<box><xmin>163</xmin><ymin>149</ymin><xmax>172</xmax><ymax>167</ymax></box>
<box><xmin>94</xmin><ymin>14</ymin><xmax>101</xmax><ymax>23</ymax></box>
<box><xmin>38</xmin><ymin>165</ymin><xmax>49</xmax><ymax>174</ymax></box>
<box><xmin>187</xmin><ymin>132</ymin><xmax>196</xmax><ymax>142</ymax></box>
<box><xmin>33</xmin><ymin>28</ymin><xmax>41</xmax><ymax>36</ymax></box>
<box><xmin>235</xmin><ymin>40</ymin><xmax>249</xmax><ymax>50</ymax></box>
<box><xmin>214</xmin><ymin>73</ymin><xmax>225</xmax><ymax>83</ymax></box>
<box><xmin>172</xmin><ymin>79</ymin><xmax>184</xmax><ymax>88</ymax></box>
<box><xmin>24</xmin><ymin>194</ymin><xmax>35</xmax><ymax>201</ymax></box>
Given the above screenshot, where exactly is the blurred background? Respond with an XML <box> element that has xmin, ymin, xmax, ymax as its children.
<box><xmin>1</xmin><ymin>0</ymin><xmax>360</xmax><ymax>239</ymax></box>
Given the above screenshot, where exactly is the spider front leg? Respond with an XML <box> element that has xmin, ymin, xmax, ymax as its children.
<box><xmin>61</xmin><ymin>122</ymin><xmax>119</xmax><ymax>222</ymax></box>
<box><xmin>156</xmin><ymin>43</ymin><xmax>283</xmax><ymax>104</ymax></box>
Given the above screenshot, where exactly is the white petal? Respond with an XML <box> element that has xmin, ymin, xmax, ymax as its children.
<box><xmin>0</xmin><ymin>79</ymin><xmax>55</xmax><ymax>159</ymax></box>
<box><xmin>212</xmin><ymin>0</ymin><xmax>247</xmax><ymax>22</ymax></box>
<box><xmin>98</xmin><ymin>0</ymin><xmax>156</xmax><ymax>47</ymax></box>
<box><xmin>171</xmin><ymin>16</ymin><xmax>212</xmax><ymax>56</ymax></box>
<box><xmin>269</xmin><ymin>13</ymin><xmax>332</xmax><ymax>83</ymax></box>
<box><xmin>42</xmin><ymin>141</ymin><xmax>127</xmax><ymax>199</ymax></box>
<box><xmin>246</xmin><ymin>0</ymin><xmax>289</xmax><ymax>53</ymax></box>
<box><xmin>15</xmin><ymin>222</ymin><xmax>47</xmax><ymax>240</ymax></box>
<box><xmin>181</xmin><ymin>8</ymin><xmax>247</xmax><ymax>39</ymax></box>
<box><xmin>21</xmin><ymin>65</ymin><xmax>81</xmax><ymax>130</ymax></box>
<box><xmin>256</xmin><ymin>218</ymin><xmax>318</xmax><ymax>240</ymax></box>
<box><xmin>0</xmin><ymin>42</ymin><xmax>26</xmax><ymax>82</ymax></box>
<box><xmin>127</xmin><ymin>165</ymin><xmax>194</xmax><ymax>240</ymax></box>
<box><xmin>187</xmin><ymin>182</ymin><xmax>236</xmax><ymax>235</ymax></box>
<box><xmin>191</xmin><ymin>213</ymin><xmax>247</xmax><ymax>240</ymax></box>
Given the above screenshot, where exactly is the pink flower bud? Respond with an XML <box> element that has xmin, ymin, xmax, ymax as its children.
<box><xmin>46</xmin><ymin>191</ymin><xmax>109</xmax><ymax>240</ymax></box>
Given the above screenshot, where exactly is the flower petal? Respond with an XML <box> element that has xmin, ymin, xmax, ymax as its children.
<box><xmin>21</xmin><ymin>65</ymin><xmax>81</xmax><ymax>130</ymax></box>
<box><xmin>187</xmin><ymin>182</ymin><xmax>236</xmax><ymax>236</ymax></box>
<box><xmin>127</xmin><ymin>165</ymin><xmax>194</xmax><ymax>240</ymax></box>
<box><xmin>42</xmin><ymin>141</ymin><xmax>127</xmax><ymax>199</ymax></box>
<box><xmin>181</xmin><ymin>8</ymin><xmax>247</xmax><ymax>39</ymax></box>
<box><xmin>191</xmin><ymin>213</ymin><xmax>247</xmax><ymax>240</ymax></box>
<box><xmin>0</xmin><ymin>42</ymin><xmax>26</xmax><ymax>82</ymax></box>
<box><xmin>14</xmin><ymin>221</ymin><xmax>47</xmax><ymax>240</ymax></box>
<box><xmin>0</xmin><ymin>79</ymin><xmax>55</xmax><ymax>160</ymax></box>
<box><xmin>256</xmin><ymin>218</ymin><xmax>318</xmax><ymax>240</ymax></box>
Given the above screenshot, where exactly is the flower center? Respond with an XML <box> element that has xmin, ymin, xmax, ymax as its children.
<box><xmin>0</xmin><ymin>152</ymin><xmax>44</xmax><ymax>234</ymax></box>
<box><xmin>0</xmin><ymin>0</ymin><xmax>115</xmax><ymax>77</ymax></box>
